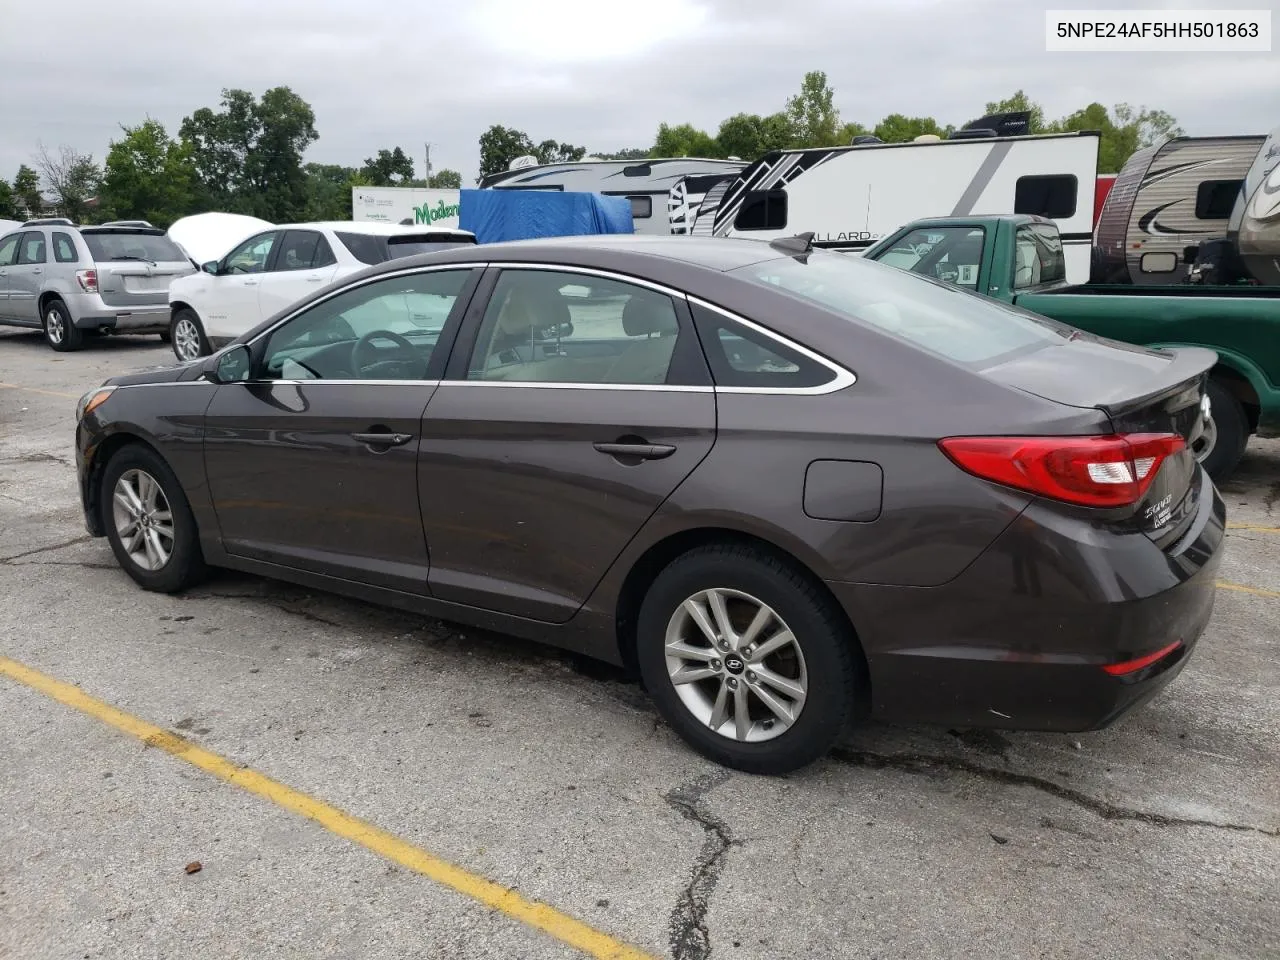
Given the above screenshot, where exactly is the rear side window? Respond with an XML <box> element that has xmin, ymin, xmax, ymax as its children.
<box><xmin>734</xmin><ymin>189</ymin><xmax>788</xmax><ymax>231</ymax></box>
<box><xmin>1013</xmin><ymin>224</ymin><xmax>1066</xmax><ymax>288</ymax></box>
<box><xmin>731</xmin><ymin>250</ymin><xmax>1067</xmax><ymax>368</ymax></box>
<box><xmin>82</xmin><ymin>231</ymin><xmax>187</xmax><ymax>263</ymax></box>
<box><xmin>690</xmin><ymin>302</ymin><xmax>835</xmax><ymax>389</ymax></box>
<box><xmin>52</xmin><ymin>232</ymin><xmax>79</xmax><ymax>263</ymax></box>
<box><xmin>0</xmin><ymin>234</ymin><xmax>18</xmax><ymax>266</ymax></box>
<box><xmin>336</xmin><ymin>232</ymin><xmax>387</xmax><ymax>265</ymax></box>
<box><xmin>1014</xmin><ymin>175</ymin><xmax>1078</xmax><ymax>219</ymax></box>
<box><xmin>1194</xmin><ymin>179</ymin><xmax>1241</xmax><ymax>220</ymax></box>
<box><xmin>276</xmin><ymin>230</ymin><xmax>336</xmax><ymax>271</ymax></box>
<box><xmin>17</xmin><ymin>232</ymin><xmax>46</xmax><ymax>264</ymax></box>
<box><xmin>386</xmin><ymin>235</ymin><xmax>476</xmax><ymax>260</ymax></box>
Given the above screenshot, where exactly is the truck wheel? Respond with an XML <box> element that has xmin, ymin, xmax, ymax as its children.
<box><xmin>1198</xmin><ymin>378</ymin><xmax>1248</xmax><ymax>483</ymax></box>
<box><xmin>43</xmin><ymin>299</ymin><xmax>84</xmax><ymax>352</ymax></box>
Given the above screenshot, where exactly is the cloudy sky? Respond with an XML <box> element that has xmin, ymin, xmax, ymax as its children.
<box><xmin>2</xmin><ymin>0</ymin><xmax>1274</xmax><ymax>187</ymax></box>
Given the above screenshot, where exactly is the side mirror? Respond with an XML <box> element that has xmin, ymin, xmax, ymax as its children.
<box><xmin>205</xmin><ymin>344</ymin><xmax>251</xmax><ymax>383</ymax></box>
<box><xmin>201</xmin><ymin>260</ymin><xmax>220</xmax><ymax>275</ymax></box>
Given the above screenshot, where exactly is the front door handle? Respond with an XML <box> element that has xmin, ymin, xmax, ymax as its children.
<box><xmin>32</xmin><ymin>268</ymin><xmax>43</xmax><ymax>274</ymax></box>
<box><xmin>305</xmin><ymin>276</ymin><xmax>324</xmax><ymax>283</ymax></box>
<box><xmin>352</xmin><ymin>431</ymin><xmax>413</xmax><ymax>448</ymax></box>
<box><xmin>593</xmin><ymin>441</ymin><xmax>676</xmax><ymax>460</ymax></box>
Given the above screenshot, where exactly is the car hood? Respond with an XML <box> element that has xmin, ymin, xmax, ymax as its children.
<box><xmin>167</xmin><ymin>212</ymin><xmax>273</xmax><ymax>265</ymax></box>
<box><xmin>103</xmin><ymin>356</ymin><xmax>207</xmax><ymax>388</ymax></box>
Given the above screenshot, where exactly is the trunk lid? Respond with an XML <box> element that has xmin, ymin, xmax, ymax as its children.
<box><xmin>81</xmin><ymin>227</ymin><xmax>195</xmax><ymax>307</ymax></box>
<box><xmin>982</xmin><ymin>335</ymin><xmax>1217</xmax><ymax>543</ymax></box>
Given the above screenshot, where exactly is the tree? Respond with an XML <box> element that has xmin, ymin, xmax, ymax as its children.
<box><xmin>360</xmin><ymin>147</ymin><xmax>415</xmax><ymax>186</ymax></box>
<box><xmin>478</xmin><ymin>125</ymin><xmax>536</xmax><ymax>179</ymax></box>
<box><xmin>428</xmin><ymin>169</ymin><xmax>462</xmax><ymax>189</ymax></box>
<box><xmin>179</xmin><ymin>86</ymin><xmax>318</xmax><ymax>221</ymax></box>
<box><xmin>98</xmin><ymin>119</ymin><xmax>201</xmax><ymax>228</ymax></box>
<box><xmin>302</xmin><ymin>162</ymin><xmax>360</xmax><ymax>221</ymax></box>
<box><xmin>12</xmin><ymin>165</ymin><xmax>41</xmax><ymax>217</ymax></box>
<box><xmin>534</xmin><ymin>139</ymin><xmax>587</xmax><ymax>165</ymax></box>
<box><xmin>35</xmin><ymin>142</ymin><xmax>101</xmax><ymax>221</ymax></box>
<box><xmin>785</xmin><ymin>70</ymin><xmax>842</xmax><ymax>148</ymax></box>
<box><xmin>0</xmin><ymin>178</ymin><xmax>14</xmax><ymax>219</ymax></box>
<box><xmin>651</xmin><ymin>122</ymin><xmax>722</xmax><ymax>158</ymax></box>
<box><xmin>872</xmin><ymin>114</ymin><xmax>944</xmax><ymax>143</ymax></box>
<box><xmin>839</xmin><ymin>121</ymin><xmax>872</xmax><ymax>144</ymax></box>
<box><xmin>593</xmin><ymin>147</ymin><xmax>652</xmax><ymax>161</ymax></box>
<box><xmin>716</xmin><ymin>112</ymin><xmax>794</xmax><ymax>160</ymax></box>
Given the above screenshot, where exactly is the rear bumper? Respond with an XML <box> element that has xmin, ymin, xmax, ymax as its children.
<box><xmin>66</xmin><ymin>293</ymin><xmax>170</xmax><ymax>331</ymax></box>
<box><xmin>828</xmin><ymin>470</ymin><xmax>1226</xmax><ymax>732</ymax></box>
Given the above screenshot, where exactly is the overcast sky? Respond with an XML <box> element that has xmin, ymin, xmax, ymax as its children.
<box><xmin>2</xmin><ymin>0</ymin><xmax>1274</xmax><ymax>188</ymax></box>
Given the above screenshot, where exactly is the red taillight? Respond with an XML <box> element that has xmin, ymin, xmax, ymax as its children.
<box><xmin>76</xmin><ymin>269</ymin><xmax>98</xmax><ymax>293</ymax></box>
<box><xmin>1102</xmin><ymin>641</ymin><xmax>1183</xmax><ymax>676</ymax></box>
<box><xmin>938</xmin><ymin>433</ymin><xmax>1186</xmax><ymax>508</ymax></box>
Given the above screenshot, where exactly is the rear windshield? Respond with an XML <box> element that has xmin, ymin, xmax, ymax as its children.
<box><xmin>82</xmin><ymin>230</ymin><xmax>188</xmax><ymax>264</ymax></box>
<box><xmin>730</xmin><ymin>251</ymin><xmax>1068</xmax><ymax>367</ymax></box>
<box><xmin>336</xmin><ymin>231</ymin><xmax>476</xmax><ymax>265</ymax></box>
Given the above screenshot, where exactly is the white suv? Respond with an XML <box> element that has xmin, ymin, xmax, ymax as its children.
<box><xmin>165</xmin><ymin>221</ymin><xmax>477</xmax><ymax>361</ymax></box>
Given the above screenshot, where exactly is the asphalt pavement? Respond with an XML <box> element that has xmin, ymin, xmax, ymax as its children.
<box><xmin>1</xmin><ymin>328</ymin><xmax>1276</xmax><ymax>960</ymax></box>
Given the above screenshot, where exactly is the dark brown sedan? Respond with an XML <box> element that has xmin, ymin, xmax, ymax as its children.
<box><xmin>74</xmin><ymin>234</ymin><xmax>1226</xmax><ymax>774</ymax></box>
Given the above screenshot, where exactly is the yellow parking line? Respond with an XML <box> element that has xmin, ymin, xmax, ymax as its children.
<box><xmin>0</xmin><ymin>381</ymin><xmax>78</xmax><ymax>400</ymax></box>
<box><xmin>1217</xmin><ymin>580</ymin><xmax>1280</xmax><ymax>600</ymax></box>
<box><xmin>0</xmin><ymin>656</ymin><xmax>657</xmax><ymax>960</ymax></box>
<box><xmin>1227</xmin><ymin>523</ymin><xmax>1280</xmax><ymax>535</ymax></box>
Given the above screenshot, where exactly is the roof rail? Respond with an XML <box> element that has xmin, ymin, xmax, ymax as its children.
<box><xmin>99</xmin><ymin>219</ymin><xmax>155</xmax><ymax>228</ymax></box>
<box><xmin>22</xmin><ymin>217</ymin><xmax>76</xmax><ymax>227</ymax></box>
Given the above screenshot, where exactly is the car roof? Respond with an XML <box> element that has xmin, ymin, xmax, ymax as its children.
<box><xmin>273</xmin><ymin>221</ymin><xmax>475</xmax><ymax>237</ymax></box>
<box><xmin>385</xmin><ymin>234</ymin><xmax>788</xmax><ymax>274</ymax></box>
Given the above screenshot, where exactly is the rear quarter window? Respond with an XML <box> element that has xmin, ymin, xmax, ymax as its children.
<box><xmin>336</xmin><ymin>232</ymin><xmax>388</xmax><ymax>265</ymax></box>
<box><xmin>731</xmin><ymin>251</ymin><xmax>1067</xmax><ymax>368</ymax></box>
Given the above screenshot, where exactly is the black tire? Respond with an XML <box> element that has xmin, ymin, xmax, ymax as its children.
<box><xmin>1200</xmin><ymin>378</ymin><xmax>1248</xmax><ymax>483</ymax></box>
<box><xmin>42</xmin><ymin>299</ymin><xmax>83</xmax><ymax>352</ymax></box>
<box><xmin>100</xmin><ymin>443</ymin><xmax>208</xmax><ymax>593</ymax></box>
<box><xmin>636</xmin><ymin>544</ymin><xmax>861</xmax><ymax>775</ymax></box>
<box><xmin>170</xmin><ymin>308</ymin><xmax>211</xmax><ymax>363</ymax></box>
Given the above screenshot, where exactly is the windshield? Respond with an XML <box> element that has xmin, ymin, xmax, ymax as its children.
<box><xmin>81</xmin><ymin>231</ymin><xmax>188</xmax><ymax>263</ymax></box>
<box><xmin>730</xmin><ymin>250</ymin><xmax>1069</xmax><ymax>367</ymax></box>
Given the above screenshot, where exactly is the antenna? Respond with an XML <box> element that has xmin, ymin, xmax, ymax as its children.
<box><xmin>769</xmin><ymin>232</ymin><xmax>816</xmax><ymax>259</ymax></box>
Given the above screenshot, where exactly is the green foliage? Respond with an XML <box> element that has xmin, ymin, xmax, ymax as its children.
<box><xmin>0</xmin><ymin>177</ymin><xmax>14</xmax><ymax>219</ymax></box>
<box><xmin>360</xmin><ymin>147</ymin><xmax>415</xmax><ymax>186</ymax></box>
<box><xmin>12</xmin><ymin>165</ymin><xmax>41</xmax><ymax>217</ymax></box>
<box><xmin>592</xmin><ymin>148</ymin><xmax>652</xmax><ymax>161</ymax></box>
<box><xmin>873</xmin><ymin>114</ymin><xmax>945</xmax><ymax>143</ymax></box>
<box><xmin>428</xmin><ymin>169</ymin><xmax>462</xmax><ymax>189</ymax></box>
<box><xmin>717</xmin><ymin>113</ymin><xmax>793</xmax><ymax>159</ymax></box>
<box><xmin>98</xmin><ymin>119</ymin><xmax>201</xmax><ymax>228</ymax></box>
<box><xmin>785</xmin><ymin>70</ymin><xmax>843</xmax><ymax>147</ymax></box>
<box><xmin>302</xmin><ymin>162</ymin><xmax>360</xmax><ymax>221</ymax></box>
<box><xmin>477</xmin><ymin>125</ymin><xmax>586</xmax><ymax>179</ymax></box>
<box><xmin>651</xmin><ymin>122</ymin><xmax>723</xmax><ymax>158</ymax></box>
<box><xmin>179</xmin><ymin>86</ymin><xmax>318</xmax><ymax>221</ymax></box>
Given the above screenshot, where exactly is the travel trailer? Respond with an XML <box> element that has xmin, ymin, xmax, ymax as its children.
<box><xmin>1093</xmin><ymin>174</ymin><xmax>1117</xmax><ymax>227</ymax></box>
<box><xmin>478</xmin><ymin>157</ymin><xmax>747</xmax><ymax>236</ymax></box>
<box><xmin>1225</xmin><ymin>124</ymin><xmax>1280</xmax><ymax>286</ymax></box>
<box><xmin>1092</xmin><ymin>134</ymin><xmax>1266</xmax><ymax>285</ymax></box>
<box><xmin>687</xmin><ymin>113</ymin><xmax>1102</xmax><ymax>283</ymax></box>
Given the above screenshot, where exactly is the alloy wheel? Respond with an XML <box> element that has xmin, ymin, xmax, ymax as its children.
<box><xmin>45</xmin><ymin>307</ymin><xmax>65</xmax><ymax>344</ymax></box>
<box><xmin>174</xmin><ymin>316</ymin><xmax>202</xmax><ymax>361</ymax></box>
<box><xmin>664</xmin><ymin>588</ymin><xmax>808</xmax><ymax>743</ymax></box>
<box><xmin>112</xmin><ymin>468</ymin><xmax>175</xmax><ymax>571</ymax></box>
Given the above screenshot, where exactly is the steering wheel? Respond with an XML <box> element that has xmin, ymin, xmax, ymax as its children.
<box><xmin>351</xmin><ymin>329</ymin><xmax>421</xmax><ymax>379</ymax></box>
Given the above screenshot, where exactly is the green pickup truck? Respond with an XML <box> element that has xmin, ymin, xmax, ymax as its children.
<box><xmin>862</xmin><ymin>214</ymin><xmax>1280</xmax><ymax>481</ymax></box>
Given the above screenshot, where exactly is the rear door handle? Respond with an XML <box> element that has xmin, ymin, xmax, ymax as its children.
<box><xmin>352</xmin><ymin>431</ymin><xmax>414</xmax><ymax>447</ymax></box>
<box><xmin>593</xmin><ymin>441</ymin><xmax>676</xmax><ymax>460</ymax></box>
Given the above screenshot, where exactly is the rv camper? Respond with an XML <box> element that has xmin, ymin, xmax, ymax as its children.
<box><xmin>1092</xmin><ymin>134</ymin><xmax>1266</xmax><ymax>285</ymax></box>
<box><xmin>478</xmin><ymin>157</ymin><xmax>748</xmax><ymax>237</ymax></box>
<box><xmin>686</xmin><ymin>113</ymin><xmax>1101</xmax><ymax>283</ymax></box>
<box><xmin>1224</xmin><ymin>125</ymin><xmax>1280</xmax><ymax>286</ymax></box>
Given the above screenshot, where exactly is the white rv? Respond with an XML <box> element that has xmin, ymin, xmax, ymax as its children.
<box><xmin>478</xmin><ymin>157</ymin><xmax>748</xmax><ymax>236</ymax></box>
<box><xmin>689</xmin><ymin>117</ymin><xmax>1101</xmax><ymax>283</ymax></box>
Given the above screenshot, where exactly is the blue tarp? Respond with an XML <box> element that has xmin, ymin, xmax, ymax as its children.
<box><xmin>459</xmin><ymin>189</ymin><xmax>634</xmax><ymax>244</ymax></box>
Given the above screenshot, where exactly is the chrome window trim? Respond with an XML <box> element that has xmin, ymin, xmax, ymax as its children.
<box><xmin>443</xmin><ymin>381</ymin><xmax>714</xmax><ymax>393</ymax></box>
<box><xmin>686</xmin><ymin>296</ymin><xmax>857</xmax><ymax>396</ymax></box>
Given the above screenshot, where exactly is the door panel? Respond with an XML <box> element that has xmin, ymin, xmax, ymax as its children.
<box><xmin>0</xmin><ymin>232</ymin><xmax>17</xmax><ymax>315</ymax></box>
<box><xmin>257</xmin><ymin>229</ymin><xmax>341</xmax><ymax>318</ymax></box>
<box><xmin>203</xmin><ymin>381</ymin><xmax>438</xmax><ymax>593</ymax></box>
<box><xmin>418</xmin><ymin>383</ymin><xmax>716</xmax><ymax>621</ymax></box>
<box><xmin>10</xmin><ymin>231</ymin><xmax>47</xmax><ymax>321</ymax></box>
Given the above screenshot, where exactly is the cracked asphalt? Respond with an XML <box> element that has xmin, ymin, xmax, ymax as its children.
<box><xmin>1</xmin><ymin>328</ymin><xmax>1277</xmax><ymax>960</ymax></box>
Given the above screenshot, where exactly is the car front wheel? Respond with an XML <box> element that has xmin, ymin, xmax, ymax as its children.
<box><xmin>636</xmin><ymin>544</ymin><xmax>861</xmax><ymax>775</ymax></box>
<box><xmin>170</xmin><ymin>308</ymin><xmax>211</xmax><ymax>363</ymax></box>
<box><xmin>101</xmin><ymin>444</ymin><xmax>207</xmax><ymax>593</ymax></box>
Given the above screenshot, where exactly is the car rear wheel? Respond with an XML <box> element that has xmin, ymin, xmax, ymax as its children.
<box><xmin>43</xmin><ymin>299</ymin><xmax>83</xmax><ymax>352</ymax></box>
<box><xmin>1197</xmin><ymin>378</ymin><xmax>1247</xmax><ymax>482</ymax></box>
<box><xmin>170</xmin><ymin>308</ymin><xmax>210</xmax><ymax>363</ymax></box>
<box><xmin>101</xmin><ymin>444</ymin><xmax>207</xmax><ymax>593</ymax></box>
<box><xmin>636</xmin><ymin>544</ymin><xmax>860</xmax><ymax>774</ymax></box>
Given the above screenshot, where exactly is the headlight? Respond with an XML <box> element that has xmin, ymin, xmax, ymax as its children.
<box><xmin>76</xmin><ymin>385</ymin><xmax>116</xmax><ymax>422</ymax></box>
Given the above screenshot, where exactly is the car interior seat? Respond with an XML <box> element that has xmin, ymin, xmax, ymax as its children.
<box><xmin>605</xmin><ymin>294</ymin><xmax>679</xmax><ymax>383</ymax></box>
